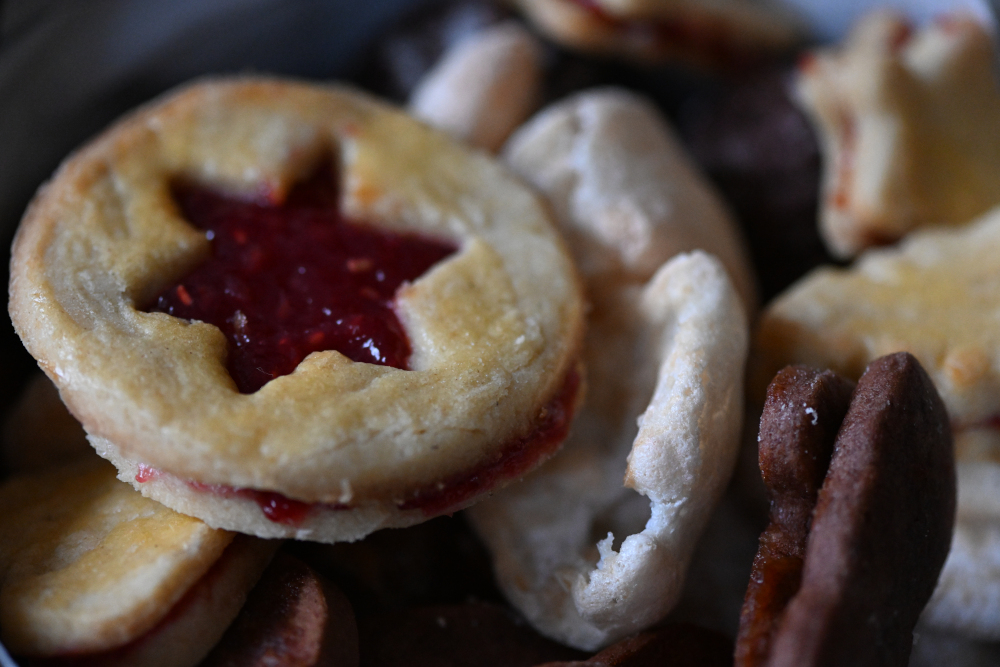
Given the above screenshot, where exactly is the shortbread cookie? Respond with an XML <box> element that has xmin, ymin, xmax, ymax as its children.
<box><xmin>513</xmin><ymin>0</ymin><xmax>800</xmax><ymax>68</ymax></box>
<box><xmin>85</xmin><ymin>534</ymin><xmax>279</xmax><ymax>667</ymax></box>
<box><xmin>0</xmin><ymin>458</ymin><xmax>275</xmax><ymax>663</ymax></box>
<box><xmin>470</xmin><ymin>251</ymin><xmax>747</xmax><ymax>650</ymax></box>
<box><xmin>503</xmin><ymin>88</ymin><xmax>756</xmax><ymax>311</ymax></box>
<box><xmin>795</xmin><ymin>11</ymin><xmax>1000</xmax><ymax>258</ymax></box>
<box><xmin>755</xmin><ymin>207</ymin><xmax>1000</xmax><ymax>640</ymax></box>
<box><xmin>765</xmin><ymin>353</ymin><xmax>955</xmax><ymax>667</ymax></box>
<box><xmin>9</xmin><ymin>77</ymin><xmax>585</xmax><ymax>541</ymax></box>
<box><xmin>410</xmin><ymin>21</ymin><xmax>543</xmax><ymax>152</ymax></box>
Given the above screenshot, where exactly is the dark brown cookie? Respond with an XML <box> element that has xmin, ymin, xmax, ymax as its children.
<box><xmin>200</xmin><ymin>551</ymin><xmax>359</xmax><ymax>667</ymax></box>
<box><xmin>679</xmin><ymin>68</ymin><xmax>834</xmax><ymax>301</ymax></box>
<box><xmin>735</xmin><ymin>366</ymin><xmax>855</xmax><ymax>667</ymax></box>
<box><xmin>535</xmin><ymin>623</ymin><xmax>732</xmax><ymax>666</ymax></box>
<box><xmin>768</xmin><ymin>352</ymin><xmax>955</xmax><ymax>667</ymax></box>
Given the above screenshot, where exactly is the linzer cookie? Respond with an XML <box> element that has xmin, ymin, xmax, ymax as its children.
<box><xmin>512</xmin><ymin>0</ymin><xmax>801</xmax><ymax>68</ymax></box>
<box><xmin>795</xmin><ymin>11</ymin><xmax>1000</xmax><ymax>258</ymax></box>
<box><xmin>739</xmin><ymin>354</ymin><xmax>955</xmax><ymax>666</ymax></box>
<box><xmin>735</xmin><ymin>366</ymin><xmax>855</xmax><ymax>667</ymax></box>
<box><xmin>0</xmin><ymin>458</ymin><xmax>276</xmax><ymax>665</ymax></box>
<box><xmin>9</xmin><ymin>77</ymin><xmax>585</xmax><ymax>542</ymax></box>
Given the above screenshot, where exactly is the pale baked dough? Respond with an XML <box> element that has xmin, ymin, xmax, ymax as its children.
<box><xmin>794</xmin><ymin>11</ymin><xmax>1000</xmax><ymax>258</ymax></box>
<box><xmin>469</xmin><ymin>251</ymin><xmax>747</xmax><ymax>650</ymax></box>
<box><xmin>755</xmin><ymin>205</ymin><xmax>1000</xmax><ymax>640</ymax></box>
<box><xmin>9</xmin><ymin>78</ymin><xmax>585</xmax><ymax>539</ymax></box>
<box><xmin>92</xmin><ymin>535</ymin><xmax>279</xmax><ymax>667</ymax></box>
<box><xmin>92</xmin><ymin>434</ymin><xmax>435</xmax><ymax>542</ymax></box>
<box><xmin>502</xmin><ymin>88</ymin><xmax>756</xmax><ymax>312</ymax></box>
<box><xmin>409</xmin><ymin>21</ymin><xmax>544</xmax><ymax>152</ymax></box>
<box><xmin>0</xmin><ymin>458</ymin><xmax>234</xmax><ymax>656</ymax></box>
<box><xmin>514</xmin><ymin>0</ymin><xmax>800</xmax><ymax>66</ymax></box>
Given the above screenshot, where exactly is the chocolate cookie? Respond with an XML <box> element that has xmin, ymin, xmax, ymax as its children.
<box><xmin>745</xmin><ymin>353</ymin><xmax>955</xmax><ymax>666</ymax></box>
<box><xmin>735</xmin><ymin>366</ymin><xmax>855</xmax><ymax>667</ymax></box>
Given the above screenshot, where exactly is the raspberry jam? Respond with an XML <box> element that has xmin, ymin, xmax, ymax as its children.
<box><xmin>398</xmin><ymin>367</ymin><xmax>581</xmax><ymax>516</ymax></box>
<box><xmin>185</xmin><ymin>481</ymin><xmax>321</xmax><ymax>526</ymax></box>
<box><xmin>149</xmin><ymin>164</ymin><xmax>457</xmax><ymax>393</ymax></box>
<box><xmin>134</xmin><ymin>367</ymin><xmax>580</xmax><ymax>526</ymax></box>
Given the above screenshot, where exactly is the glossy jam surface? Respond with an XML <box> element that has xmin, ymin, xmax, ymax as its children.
<box><xmin>150</xmin><ymin>165</ymin><xmax>457</xmax><ymax>393</ymax></box>
<box><xmin>186</xmin><ymin>481</ymin><xmax>322</xmax><ymax>526</ymax></box>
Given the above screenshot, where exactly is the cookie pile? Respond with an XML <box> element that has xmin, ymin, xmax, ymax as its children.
<box><xmin>1</xmin><ymin>1</ymin><xmax>992</xmax><ymax>665</ymax></box>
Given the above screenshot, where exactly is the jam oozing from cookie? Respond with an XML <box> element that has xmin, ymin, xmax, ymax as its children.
<box><xmin>150</xmin><ymin>164</ymin><xmax>456</xmax><ymax>393</ymax></box>
<box><xmin>135</xmin><ymin>366</ymin><xmax>580</xmax><ymax>526</ymax></box>
<box><xmin>184</xmin><ymin>482</ymin><xmax>323</xmax><ymax>526</ymax></box>
<box><xmin>398</xmin><ymin>366</ymin><xmax>581</xmax><ymax>516</ymax></box>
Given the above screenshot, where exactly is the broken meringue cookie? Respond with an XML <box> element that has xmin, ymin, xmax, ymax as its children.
<box><xmin>795</xmin><ymin>10</ymin><xmax>1000</xmax><ymax>259</ymax></box>
<box><xmin>502</xmin><ymin>87</ymin><xmax>757</xmax><ymax>312</ymax></box>
<box><xmin>409</xmin><ymin>20</ymin><xmax>545</xmax><ymax>152</ymax></box>
<box><xmin>469</xmin><ymin>251</ymin><xmax>748</xmax><ymax>651</ymax></box>
<box><xmin>755</xmin><ymin>205</ymin><xmax>1000</xmax><ymax>641</ymax></box>
<box><xmin>0</xmin><ymin>458</ymin><xmax>277</xmax><ymax>665</ymax></box>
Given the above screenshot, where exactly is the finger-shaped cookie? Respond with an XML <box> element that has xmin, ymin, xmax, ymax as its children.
<box><xmin>469</xmin><ymin>251</ymin><xmax>747</xmax><ymax>650</ymax></box>
<box><xmin>794</xmin><ymin>11</ymin><xmax>1000</xmax><ymax>258</ymax></box>
<box><xmin>10</xmin><ymin>77</ymin><xmax>585</xmax><ymax>543</ymax></box>
<box><xmin>0</xmin><ymin>458</ymin><xmax>274</xmax><ymax>663</ymax></box>
<box><xmin>768</xmin><ymin>352</ymin><xmax>955</xmax><ymax>667</ymax></box>
<box><xmin>503</xmin><ymin>88</ymin><xmax>756</xmax><ymax>311</ymax></box>
<box><xmin>735</xmin><ymin>366</ymin><xmax>855</xmax><ymax>667</ymax></box>
<box><xmin>200</xmin><ymin>552</ymin><xmax>358</xmax><ymax>667</ymax></box>
<box><xmin>409</xmin><ymin>21</ymin><xmax>543</xmax><ymax>152</ymax></box>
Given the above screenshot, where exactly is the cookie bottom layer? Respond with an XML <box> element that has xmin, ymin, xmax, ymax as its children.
<box><xmin>92</xmin><ymin>436</ymin><xmax>426</xmax><ymax>542</ymax></box>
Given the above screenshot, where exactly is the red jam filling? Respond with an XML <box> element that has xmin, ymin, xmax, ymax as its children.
<box><xmin>184</xmin><ymin>481</ymin><xmax>330</xmax><ymax>526</ymax></box>
<box><xmin>398</xmin><ymin>367</ymin><xmax>581</xmax><ymax>516</ymax></box>
<box><xmin>134</xmin><ymin>367</ymin><xmax>581</xmax><ymax>526</ymax></box>
<box><xmin>148</xmin><ymin>162</ymin><xmax>457</xmax><ymax>393</ymax></box>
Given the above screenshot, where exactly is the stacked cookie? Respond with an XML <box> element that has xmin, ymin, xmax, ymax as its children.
<box><xmin>1</xmin><ymin>3</ymin><xmax>990</xmax><ymax>665</ymax></box>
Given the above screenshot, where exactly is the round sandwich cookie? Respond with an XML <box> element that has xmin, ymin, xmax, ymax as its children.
<box><xmin>9</xmin><ymin>77</ymin><xmax>585</xmax><ymax>542</ymax></box>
